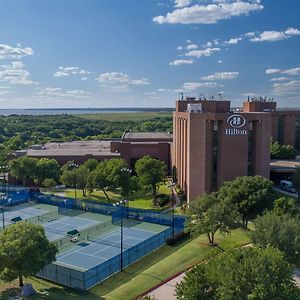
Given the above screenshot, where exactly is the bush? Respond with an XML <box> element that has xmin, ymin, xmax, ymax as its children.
<box><xmin>271</xmin><ymin>141</ymin><xmax>298</xmax><ymax>159</ymax></box>
<box><xmin>42</xmin><ymin>178</ymin><xmax>57</xmax><ymax>188</ymax></box>
<box><xmin>166</xmin><ymin>232</ymin><xmax>189</xmax><ymax>245</ymax></box>
<box><xmin>156</xmin><ymin>194</ymin><xmax>170</xmax><ymax>207</ymax></box>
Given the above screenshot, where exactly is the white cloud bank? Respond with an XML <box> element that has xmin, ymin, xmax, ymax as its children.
<box><xmin>0</xmin><ymin>44</ymin><xmax>34</xmax><ymax>59</ymax></box>
<box><xmin>250</xmin><ymin>27</ymin><xmax>300</xmax><ymax>42</ymax></box>
<box><xmin>202</xmin><ymin>71</ymin><xmax>239</xmax><ymax>80</ymax></box>
<box><xmin>54</xmin><ymin>66</ymin><xmax>91</xmax><ymax>78</ymax></box>
<box><xmin>153</xmin><ymin>1</ymin><xmax>263</xmax><ymax>25</ymax></box>
<box><xmin>170</xmin><ymin>59</ymin><xmax>193</xmax><ymax>66</ymax></box>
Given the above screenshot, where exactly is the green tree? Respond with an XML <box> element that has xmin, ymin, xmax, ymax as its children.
<box><xmin>176</xmin><ymin>264</ymin><xmax>215</xmax><ymax>300</ymax></box>
<box><xmin>0</xmin><ymin>222</ymin><xmax>57</xmax><ymax>287</ymax></box>
<box><xmin>218</xmin><ymin>176</ymin><xmax>275</xmax><ymax>228</ymax></box>
<box><xmin>83</xmin><ymin>159</ymin><xmax>99</xmax><ymax>172</ymax></box>
<box><xmin>34</xmin><ymin>158</ymin><xmax>60</xmax><ymax>186</ymax></box>
<box><xmin>273</xmin><ymin>197</ymin><xmax>299</xmax><ymax>217</ymax></box>
<box><xmin>251</xmin><ymin>211</ymin><xmax>300</xmax><ymax>264</ymax></box>
<box><xmin>186</xmin><ymin>193</ymin><xmax>238</xmax><ymax>245</ymax></box>
<box><xmin>135</xmin><ymin>156</ymin><xmax>166</xmax><ymax>204</ymax></box>
<box><xmin>90</xmin><ymin>161</ymin><xmax>110</xmax><ymax>202</ymax></box>
<box><xmin>42</xmin><ymin>178</ymin><xmax>57</xmax><ymax>188</ymax></box>
<box><xmin>176</xmin><ymin>247</ymin><xmax>300</xmax><ymax>300</ymax></box>
<box><xmin>271</xmin><ymin>140</ymin><xmax>298</xmax><ymax>159</ymax></box>
<box><xmin>9</xmin><ymin>156</ymin><xmax>38</xmax><ymax>186</ymax></box>
<box><xmin>60</xmin><ymin>168</ymin><xmax>76</xmax><ymax>189</ymax></box>
<box><xmin>75</xmin><ymin>165</ymin><xmax>89</xmax><ymax>196</ymax></box>
<box><xmin>292</xmin><ymin>167</ymin><xmax>300</xmax><ymax>201</ymax></box>
<box><xmin>105</xmin><ymin>158</ymin><xmax>128</xmax><ymax>190</ymax></box>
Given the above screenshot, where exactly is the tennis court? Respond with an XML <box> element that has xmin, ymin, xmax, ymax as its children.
<box><xmin>44</xmin><ymin>215</ymin><xmax>103</xmax><ymax>242</ymax></box>
<box><xmin>56</xmin><ymin>222</ymin><xmax>167</xmax><ymax>270</ymax></box>
<box><xmin>1</xmin><ymin>204</ymin><xmax>54</xmax><ymax>227</ymax></box>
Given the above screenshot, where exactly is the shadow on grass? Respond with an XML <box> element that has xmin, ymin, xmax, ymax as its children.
<box><xmin>90</xmin><ymin>235</ymin><xmax>198</xmax><ymax>297</ymax></box>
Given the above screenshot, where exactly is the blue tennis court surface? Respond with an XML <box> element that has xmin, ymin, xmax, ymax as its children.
<box><xmin>3</xmin><ymin>205</ymin><xmax>49</xmax><ymax>227</ymax></box>
<box><xmin>56</xmin><ymin>226</ymin><xmax>159</xmax><ymax>270</ymax></box>
<box><xmin>44</xmin><ymin>216</ymin><xmax>101</xmax><ymax>241</ymax></box>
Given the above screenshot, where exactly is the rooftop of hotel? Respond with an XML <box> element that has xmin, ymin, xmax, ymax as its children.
<box><xmin>26</xmin><ymin>140</ymin><xmax>120</xmax><ymax>157</ymax></box>
<box><xmin>122</xmin><ymin>132</ymin><xmax>172</xmax><ymax>140</ymax></box>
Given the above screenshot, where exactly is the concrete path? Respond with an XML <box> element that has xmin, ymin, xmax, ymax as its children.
<box><xmin>148</xmin><ymin>272</ymin><xmax>185</xmax><ymax>300</ymax></box>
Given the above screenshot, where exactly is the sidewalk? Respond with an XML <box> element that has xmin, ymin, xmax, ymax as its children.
<box><xmin>148</xmin><ymin>272</ymin><xmax>185</xmax><ymax>300</ymax></box>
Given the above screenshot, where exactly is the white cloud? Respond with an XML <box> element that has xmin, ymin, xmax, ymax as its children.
<box><xmin>174</xmin><ymin>0</ymin><xmax>192</xmax><ymax>8</ymax></box>
<box><xmin>244</xmin><ymin>31</ymin><xmax>256</xmax><ymax>37</ymax></box>
<box><xmin>0</xmin><ymin>90</ymin><xmax>14</xmax><ymax>95</ymax></box>
<box><xmin>153</xmin><ymin>2</ymin><xmax>263</xmax><ymax>25</ymax></box>
<box><xmin>54</xmin><ymin>66</ymin><xmax>91</xmax><ymax>78</ymax></box>
<box><xmin>96</xmin><ymin>72</ymin><xmax>150</xmax><ymax>91</ymax></box>
<box><xmin>285</xmin><ymin>27</ymin><xmax>300</xmax><ymax>36</ymax></box>
<box><xmin>272</xmin><ymin>80</ymin><xmax>300</xmax><ymax>96</ymax></box>
<box><xmin>182</xmin><ymin>81</ymin><xmax>218</xmax><ymax>91</ymax></box>
<box><xmin>225</xmin><ymin>37</ymin><xmax>242</xmax><ymax>44</ymax></box>
<box><xmin>250</xmin><ymin>31</ymin><xmax>287</xmax><ymax>42</ymax></box>
<box><xmin>177</xmin><ymin>46</ymin><xmax>183</xmax><ymax>50</ymax></box>
<box><xmin>0</xmin><ymin>44</ymin><xmax>34</xmax><ymax>59</ymax></box>
<box><xmin>186</xmin><ymin>43</ymin><xmax>198</xmax><ymax>50</ymax></box>
<box><xmin>218</xmin><ymin>60</ymin><xmax>223</xmax><ymax>63</ymax></box>
<box><xmin>170</xmin><ymin>59</ymin><xmax>193</xmax><ymax>66</ymax></box>
<box><xmin>266</xmin><ymin>67</ymin><xmax>300</xmax><ymax>76</ymax></box>
<box><xmin>185</xmin><ymin>47</ymin><xmax>220</xmax><ymax>58</ymax></box>
<box><xmin>203</xmin><ymin>41</ymin><xmax>213</xmax><ymax>47</ymax></box>
<box><xmin>269</xmin><ymin>77</ymin><xmax>291</xmax><ymax>82</ymax></box>
<box><xmin>0</xmin><ymin>61</ymin><xmax>35</xmax><ymax>85</ymax></box>
<box><xmin>202</xmin><ymin>71</ymin><xmax>239</xmax><ymax>80</ymax></box>
<box><xmin>281</xmin><ymin>67</ymin><xmax>300</xmax><ymax>76</ymax></box>
<box><xmin>35</xmin><ymin>87</ymin><xmax>91</xmax><ymax>98</ymax></box>
<box><xmin>157</xmin><ymin>88</ymin><xmax>172</xmax><ymax>92</ymax></box>
<box><xmin>265</xmin><ymin>68</ymin><xmax>281</xmax><ymax>74</ymax></box>
<box><xmin>250</xmin><ymin>27</ymin><xmax>300</xmax><ymax>42</ymax></box>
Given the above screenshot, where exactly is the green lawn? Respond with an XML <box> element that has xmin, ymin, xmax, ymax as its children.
<box><xmin>62</xmin><ymin>184</ymin><xmax>171</xmax><ymax>210</ymax></box>
<box><xmin>0</xmin><ymin>229</ymin><xmax>250</xmax><ymax>300</ymax></box>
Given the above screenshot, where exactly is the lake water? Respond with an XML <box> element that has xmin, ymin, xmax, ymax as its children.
<box><xmin>0</xmin><ymin>108</ymin><xmax>172</xmax><ymax>116</ymax></box>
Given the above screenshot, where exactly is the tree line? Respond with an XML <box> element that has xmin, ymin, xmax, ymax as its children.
<box><xmin>9</xmin><ymin>155</ymin><xmax>167</xmax><ymax>204</ymax></box>
<box><xmin>0</xmin><ymin>114</ymin><xmax>172</xmax><ymax>168</ymax></box>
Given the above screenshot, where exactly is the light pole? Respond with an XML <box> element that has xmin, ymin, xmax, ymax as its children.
<box><xmin>1</xmin><ymin>194</ymin><xmax>6</xmax><ymax>230</ymax></box>
<box><xmin>113</xmin><ymin>199</ymin><xmax>128</xmax><ymax>271</ymax></box>
<box><xmin>168</xmin><ymin>182</ymin><xmax>176</xmax><ymax>236</ymax></box>
<box><xmin>69</xmin><ymin>163</ymin><xmax>79</xmax><ymax>202</ymax></box>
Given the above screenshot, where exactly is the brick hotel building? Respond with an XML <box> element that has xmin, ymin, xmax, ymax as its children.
<box><xmin>173</xmin><ymin>98</ymin><xmax>300</xmax><ymax>202</ymax></box>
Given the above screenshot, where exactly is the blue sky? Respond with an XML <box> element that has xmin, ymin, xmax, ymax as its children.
<box><xmin>0</xmin><ymin>0</ymin><xmax>299</xmax><ymax>108</ymax></box>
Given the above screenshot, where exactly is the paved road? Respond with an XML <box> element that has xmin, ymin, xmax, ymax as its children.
<box><xmin>273</xmin><ymin>186</ymin><xmax>299</xmax><ymax>199</ymax></box>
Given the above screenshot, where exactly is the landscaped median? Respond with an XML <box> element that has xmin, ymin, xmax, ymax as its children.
<box><xmin>0</xmin><ymin>229</ymin><xmax>250</xmax><ymax>300</ymax></box>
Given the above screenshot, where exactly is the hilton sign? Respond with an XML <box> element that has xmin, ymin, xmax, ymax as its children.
<box><xmin>225</xmin><ymin>114</ymin><xmax>247</xmax><ymax>136</ymax></box>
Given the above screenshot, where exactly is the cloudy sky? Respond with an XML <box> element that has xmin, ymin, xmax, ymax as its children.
<box><xmin>0</xmin><ymin>0</ymin><xmax>299</xmax><ymax>108</ymax></box>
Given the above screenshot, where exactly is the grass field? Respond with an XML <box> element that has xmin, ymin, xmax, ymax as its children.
<box><xmin>54</xmin><ymin>184</ymin><xmax>172</xmax><ymax>210</ymax></box>
<box><xmin>79</xmin><ymin>112</ymin><xmax>172</xmax><ymax>121</ymax></box>
<box><xmin>0</xmin><ymin>229</ymin><xmax>251</xmax><ymax>300</ymax></box>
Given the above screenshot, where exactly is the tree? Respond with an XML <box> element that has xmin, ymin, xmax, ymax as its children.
<box><xmin>292</xmin><ymin>167</ymin><xmax>300</xmax><ymax>201</ymax></box>
<box><xmin>42</xmin><ymin>178</ymin><xmax>57</xmax><ymax>188</ymax></box>
<box><xmin>34</xmin><ymin>158</ymin><xmax>60</xmax><ymax>186</ymax></box>
<box><xmin>273</xmin><ymin>197</ymin><xmax>300</xmax><ymax>217</ymax></box>
<box><xmin>218</xmin><ymin>176</ymin><xmax>275</xmax><ymax>229</ymax></box>
<box><xmin>90</xmin><ymin>161</ymin><xmax>111</xmax><ymax>202</ymax></box>
<box><xmin>135</xmin><ymin>156</ymin><xmax>166</xmax><ymax>204</ymax></box>
<box><xmin>251</xmin><ymin>211</ymin><xmax>300</xmax><ymax>264</ymax></box>
<box><xmin>75</xmin><ymin>165</ymin><xmax>89</xmax><ymax>196</ymax></box>
<box><xmin>9</xmin><ymin>156</ymin><xmax>38</xmax><ymax>186</ymax></box>
<box><xmin>176</xmin><ymin>247</ymin><xmax>300</xmax><ymax>300</ymax></box>
<box><xmin>83</xmin><ymin>159</ymin><xmax>99</xmax><ymax>172</ymax></box>
<box><xmin>186</xmin><ymin>193</ymin><xmax>238</xmax><ymax>245</ymax></box>
<box><xmin>176</xmin><ymin>264</ymin><xmax>215</xmax><ymax>300</ymax></box>
<box><xmin>60</xmin><ymin>168</ymin><xmax>76</xmax><ymax>189</ymax></box>
<box><xmin>0</xmin><ymin>222</ymin><xmax>57</xmax><ymax>287</ymax></box>
<box><xmin>271</xmin><ymin>140</ymin><xmax>298</xmax><ymax>159</ymax></box>
<box><xmin>105</xmin><ymin>158</ymin><xmax>128</xmax><ymax>190</ymax></box>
